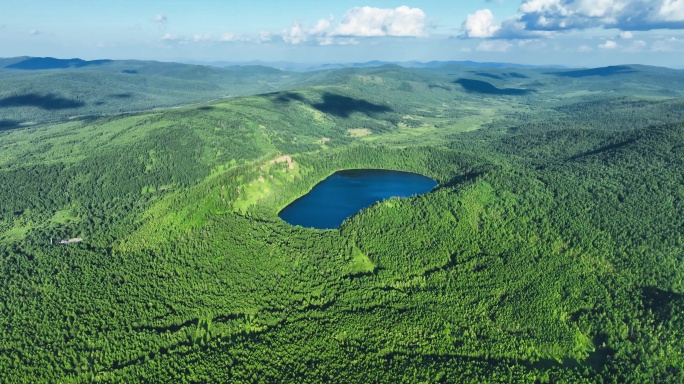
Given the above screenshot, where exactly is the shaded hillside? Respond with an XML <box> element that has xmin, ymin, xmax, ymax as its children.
<box><xmin>0</xmin><ymin>93</ymin><xmax>85</xmax><ymax>109</ymax></box>
<box><xmin>547</xmin><ymin>65</ymin><xmax>636</xmax><ymax>78</ymax></box>
<box><xmin>454</xmin><ymin>78</ymin><xmax>533</xmax><ymax>95</ymax></box>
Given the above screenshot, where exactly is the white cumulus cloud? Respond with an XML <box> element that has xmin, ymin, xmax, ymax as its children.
<box><xmin>463</xmin><ymin>9</ymin><xmax>501</xmax><ymax>38</ymax></box>
<box><xmin>333</xmin><ymin>6</ymin><xmax>426</xmax><ymax>37</ymax></box>
<box><xmin>518</xmin><ymin>0</ymin><xmax>684</xmax><ymax>31</ymax></box>
<box><xmin>220</xmin><ymin>33</ymin><xmax>243</xmax><ymax>42</ymax></box>
<box><xmin>273</xmin><ymin>6</ymin><xmax>427</xmax><ymax>45</ymax></box>
<box><xmin>461</xmin><ymin>9</ymin><xmax>556</xmax><ymax>39</ymax></box>
<box><xmin>281</xmin><ymin>22</ymin><xmax>310</xmax><ymax>45</ymax></box>
<box><xmin>658</xmin><ymin>0</ymin><xmax>684</xmax><ymax>21</ymax></box>
<box><xmin>599</xmin><ymin>39</ymin><xmax>618</xmax><ymax>49</ymax></box>
<box><xmin>311</xmin><ymin>16</ymin><xmax>334</xmax><ymax>35</ymax></box>
<box><xmin>163</xmin><ymin>6</ymin><xmax>428</xmax><ymax>47</ymax></box>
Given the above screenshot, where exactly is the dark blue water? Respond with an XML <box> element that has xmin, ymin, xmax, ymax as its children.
<box><xmin>279</xmin><ymin>169</ymin><xmax>437</xmax><ymax>229</ymax></box>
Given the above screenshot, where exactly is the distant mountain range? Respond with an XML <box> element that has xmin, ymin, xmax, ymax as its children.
<box><xmin>1</xmin><ymin>56</ymin><xmax>682</xmax><ymax>129</ymax></box>
<box><xmin>182</xmin><ymin>59</ymin><xmax>567</xmax><ymax>72</ymax></box>
<box><xmin>1</xmin><ymin>57</ymin><xmax>565</xmax><ymax>73</ymax></box>
<box><xmin>1</xmin><ymin>57</ymin><xmax>113</xmax><ymax>70</ymax></box>
<box><xmin>4</xmin><ymin>56</ymin><xmax>683</xmax><ymax>74</ymax></box>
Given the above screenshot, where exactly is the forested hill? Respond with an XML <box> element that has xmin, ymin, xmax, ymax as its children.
<box><xmin>0</xmin><ymin>57</ymin><xmax>315</xmax><ymax>127</ymax></box>
<box><xmin>1</xmin><ymin>61</ymin><xmax>684</xmax><ymax>382</ymax></box>
<box><xmin>2</xmin><ymin>57</ymin><xmax>683</xmax><ymax>130</ymax></box>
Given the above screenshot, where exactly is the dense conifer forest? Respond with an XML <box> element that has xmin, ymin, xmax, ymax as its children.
<box><xmin>1</xmin><ymin>60</ymin><xmax>683</xmax><ymax>382</ymax></box>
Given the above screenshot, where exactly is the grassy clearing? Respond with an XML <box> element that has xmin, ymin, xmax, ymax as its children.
<box><xmin>233</xmin><ymin>179</ymin><xmax>277</xmax><ymax>214</ymax></box>
<box><xmin>562</xmin><ymin>90</ymin><xmax>604</xmax><ymax>98</ymax></box>
<box><xmin>0</xmin><ymin>209</ymin><xmax>79</xmax><ymax>244</ymax></box>
<box><xmin>232</xmin><ymin>156</ymin><xmax>303</xmax><ymax>213</ymax></box>
<box><xmin>0</xmin><ymin>225</ymin><xmax>32</xmax><ymax>243</ymax></box>
<box><xmin>299</xmin><ymin>104</ymin><xmax>327</xmax><ymax>123</ymax></box>
<box><xmin>360</xmin><ymin>122</ymin><xmax>471</xmax><ymax>147</ymax></box>
<box><xmin>358</xmin><ymin>106</ymin><xmax>498</xmax><ymax>147</ymax></box>
<box><xmin>50</xmin><ymin>209</ymin><xmax>79</xmax><ymax>225</ymax></box>
<box><xmin>344</xmin><ymin>246</ymin><xmax>376</xmax><ymax>276</ymax></box>
<box><xmin>347</xmin><ymin>128</ymin><xmax>372</xmax><ymax>137</ymax></box>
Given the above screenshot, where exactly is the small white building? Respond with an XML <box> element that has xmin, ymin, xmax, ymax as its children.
<box><xmin>60</xmin><ymin>238</ymin><xmax>83</xmax><ymax>245</ymax></box>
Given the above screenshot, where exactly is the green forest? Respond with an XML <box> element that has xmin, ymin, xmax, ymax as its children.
<box><xmin>1</xmin><ymin>61</ymin><xmax>684</xmax><ymax>383</ymax></box>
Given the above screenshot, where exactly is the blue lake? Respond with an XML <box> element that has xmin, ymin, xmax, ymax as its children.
<box><xmin>278</xmin><ymin>169</ymin><xmax>437</xmax><ymax>229</ymax></box>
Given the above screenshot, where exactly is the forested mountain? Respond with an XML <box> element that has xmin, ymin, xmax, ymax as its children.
<box><xmin>1</xmin><ymin>60</ymin><xmax>683</xmax><ymax>382</ymax></box>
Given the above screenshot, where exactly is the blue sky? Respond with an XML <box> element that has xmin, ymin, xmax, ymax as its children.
<box><xmin>1</xmin><ymin>0</ymin><xmax>683</xmax><ymax>67</ymax></box>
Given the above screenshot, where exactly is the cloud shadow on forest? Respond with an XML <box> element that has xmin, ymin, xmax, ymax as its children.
<box><xmin>642</xmin><ymin>286</ymin><xmax>684</xmax><ymax>323</ymax></box>
<box><xmin>454</xmin><ymin>78</ymin><xmax>533</xmax><ymax>96</ymax></box>
<box><xmin>271</xmin><ymin>92</ymin><xmax>305</xmax><ymax>104</ymax></box>
<box><xmin>269</xmin><ymin>91</ymin><xmax>392</xmax><ymax>118</ymax></box>
<box><xmin>312</xmin><ymin>92</ymin><xmax>392</xmax><ymax>118</ymax></box>
<box><xmin>0</xmin><ymin>119</ymin><xmax>22</xmax><ymax>131</ymax></box>
<box><xmin>566</xmin><ymin>138</ymin><xmax>637</xmax><ymax>162</ymax></box>
<box><xmin>0</xmin><ymin>93</ymin><xmax>85</xmax><ymax>110</ymax></box>
<box><xmin>435</xmin><ymin>172</ymin><xmax>483</xmax><ymax>191</ymax></box>
<box><xmin>546</xmin><ymin>66</ymin><xmax>636</xmax><ymax>78</ymax></box>
<box><xmin>473</xmin><ymin>72</ymin><xmax>504</xmax><ymax>80</ymax></box>
<box><xmin>471</xmin><ymin>71</ymin><xmax>530</xmax><ymax>80</ymax></box>
<box><xmin>110</xmin><ymin>93</ymin><xmax>133</xmax><ymax>99</ymax></box>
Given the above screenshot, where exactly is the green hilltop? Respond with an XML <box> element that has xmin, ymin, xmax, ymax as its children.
<box><xmin>1</xmin><ymin>61</ymin><xmax>683</xmax><ymax>382</ymax></box>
